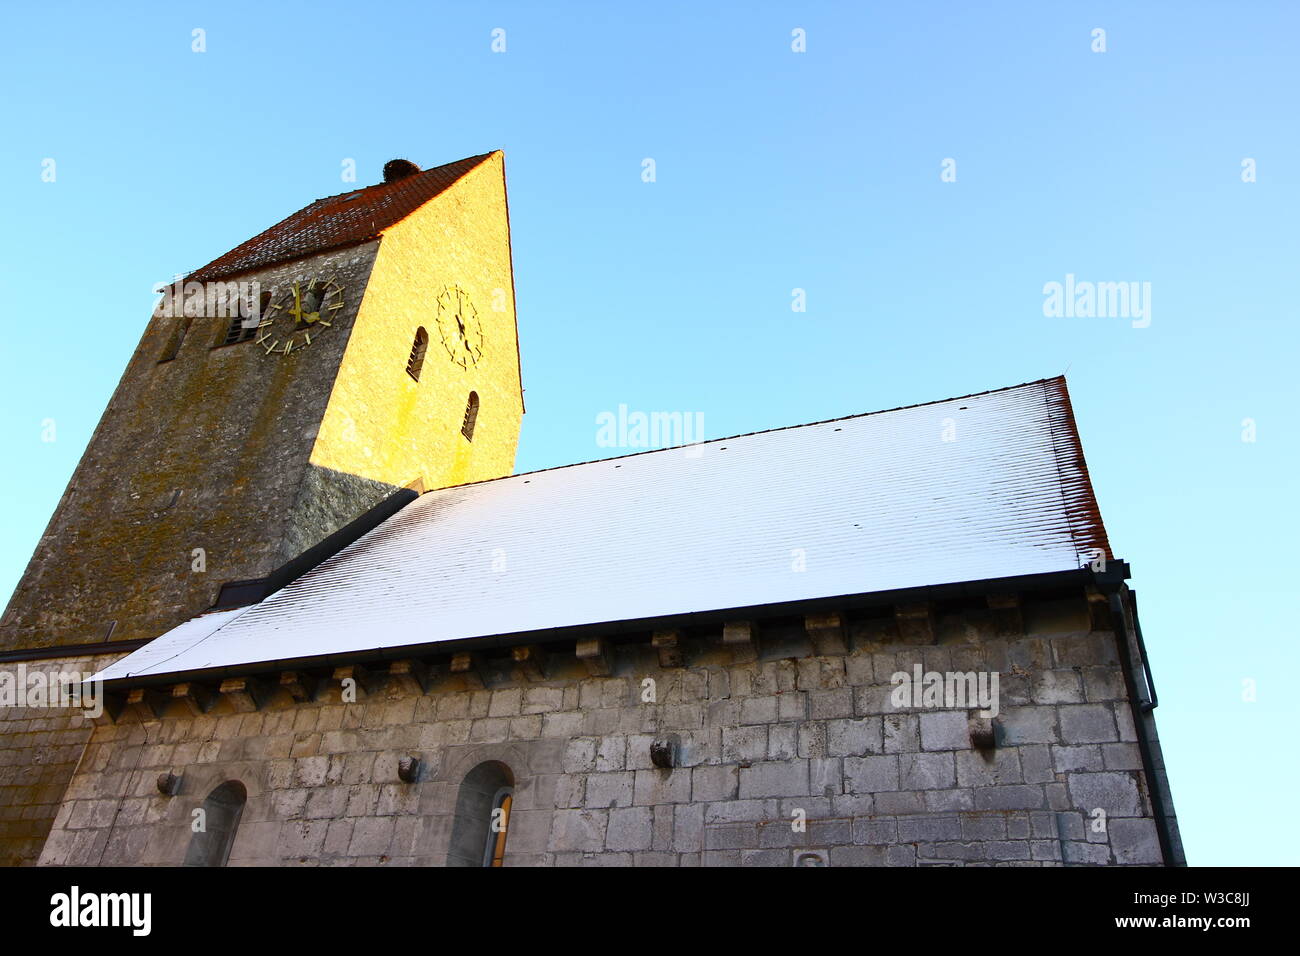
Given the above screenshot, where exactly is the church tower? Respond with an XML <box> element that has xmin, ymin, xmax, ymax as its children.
<box><xmin>1</xmin><ymin>152</ymin><xmax>524</xmax><ymax>650</ymax></box>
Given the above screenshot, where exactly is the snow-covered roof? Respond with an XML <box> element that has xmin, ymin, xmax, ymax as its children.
<box><xmin>94</xmin><ymin>377</ymin><xmax>1110</xmax><ymax>682</ymax></box>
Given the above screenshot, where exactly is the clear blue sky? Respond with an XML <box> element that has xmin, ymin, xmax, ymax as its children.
<box><xmin>1</xmin><ymin>1</ymin><xmax>1296</xmax><ymax>865</ymax></box>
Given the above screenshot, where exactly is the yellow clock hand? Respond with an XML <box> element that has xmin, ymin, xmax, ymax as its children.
<box><xmin>287</xmin><ymin>285</ymin><xmax>303</xmax><ymax>323</ymax></box>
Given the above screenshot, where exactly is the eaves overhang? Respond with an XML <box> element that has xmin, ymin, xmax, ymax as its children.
<box><xmin>94</xmin><ymin>562</ymin><xmax>1129</xmax><ymax>693</ymax></box>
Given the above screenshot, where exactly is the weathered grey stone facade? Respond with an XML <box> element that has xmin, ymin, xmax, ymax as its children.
<box><xmin>36</xmin><ymin>588</ymin><xmax>1184</xmax><ymax>866</ymax></box>
<box><xmin>0</xmin><ymin>653</ymin><xmax>119</xmax><ymax>866</ymax></box>
<box><xmin>0</xmin><ymin>244</ymin><xmax>383</xmax><ymax>652</ymax></box>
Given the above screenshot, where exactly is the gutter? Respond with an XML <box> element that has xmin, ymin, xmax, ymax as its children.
<box><xmin>0</xmin><ymin>637</ymin><xmax>151</xmax><ymax>665</ymax></box>
<box><xmin>1092</xmin><ymin>566</ymin><xmax>1180</xmax><ymax>866</ymax></box>
<box><xmin>98</xmin><ymin>564</ymin><xmax>1117</xmax><ymax>691</ymax></box>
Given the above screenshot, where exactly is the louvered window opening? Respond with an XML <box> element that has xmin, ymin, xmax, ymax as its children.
<box><xmin>222</xmin><ymin>315</ymin><xmax>256</xmax><ymax>346</ymax></box>
<box><xmin>219</xmin><ymin>291</ymin><xmax>269</xmax><ymax>347</ymax></box>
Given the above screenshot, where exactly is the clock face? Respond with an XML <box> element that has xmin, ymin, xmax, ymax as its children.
<box><xmin>256</xmin><ymin>275</ymin><xmax>345</xmax><ymax>356</ymax></box>
<box><xmin>435</xmin><ymin>285</ymin><xmax>483</xmax><ymax>368</ymax></box>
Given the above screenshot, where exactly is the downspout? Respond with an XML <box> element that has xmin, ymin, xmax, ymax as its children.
<box><xmin>1094</xmin><ymin>572</ymin><xmax>1177</xmax><ymax>866</ymax></box>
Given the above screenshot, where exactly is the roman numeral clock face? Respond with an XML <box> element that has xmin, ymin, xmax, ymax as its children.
<box><xmin>257</xmin><ymin>276</ymin><xmax>345</xmax><ymax>356</ymax></box>
<box><xmin>435</xmin><ymin>285</ymin><xmax>484</xmax><ymax>368</ymax></box>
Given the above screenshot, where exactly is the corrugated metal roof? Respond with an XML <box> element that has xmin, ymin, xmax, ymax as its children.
<box><xmin>187</xmin><ymin>153</ymin><xmax>494</xmax><ymax>282</ymax></box>
<box><xmin>94</xmin><ymin>377</ymin><xmax>1110</xmax><ymax>682</ymax></box>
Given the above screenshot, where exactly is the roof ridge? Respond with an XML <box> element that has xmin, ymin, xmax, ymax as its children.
<box><xmin>186</xmin><ymin>151</ymin><xmax>498</xmax><ymax>282</ymax></box>
<box><xmin>307</xmin><ymin>151</ymin><xmax>497</xmax><ymax>207</ymax></box>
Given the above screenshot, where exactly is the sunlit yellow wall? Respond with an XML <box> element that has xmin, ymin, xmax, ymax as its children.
<box><xmin>312</xmin><ymin>151</ymin><xmax>523</xmax><ymax>492</ymax></box>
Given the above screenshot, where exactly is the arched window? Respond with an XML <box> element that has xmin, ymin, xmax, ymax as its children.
<box><xmin>447</xmin><ymin>761</ymin><xmax>513</xmax><ymax>867</ymax></box>
<box><xmin>407</xmin><ymin>327</ymin><xmax>429</xmax><ymax>381</ymax></box>
<box><xmin>183</xmin><ymin>780</ymin><xmax>246</xmax><ymax>867</ymax></box>
<box><xmin>461</xmin><ymin>391</ymin><xmax>480</xmax><ymax>441</ymax></box>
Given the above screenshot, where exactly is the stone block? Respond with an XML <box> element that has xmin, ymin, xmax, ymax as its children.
<box><xmin>809</xmin><ymin>688</ymin><xmax>854</xmax><ymax>720</ymax></box>
<box><xmin>1031</xmin><ymin>669</ymin><xmax>1085</xmax><ymax>704</ymax></box>
<box><xmin>634</xmin><ymin>768</ymin><xmax>691</xmax><ymax>804</ymax></box>
<box><xmin>923</xmin><ymin>788</ymin><xmax>974</xmax><ymax>812</ymax></box>
<box><xmin>827</xmin><ymin>717</ymin><xmax>882</xmax><ymax>757</ymax></box>
<box><xmin>721</xmin><ymin>725</ymin><xmax>767</xmax><ymax>763</ymax></box>
<box><xmin>1058</xmin><ymin>704</ymin><xmax>1118</xmax><ymax>744</ymax></box>
<box><xmin>605</xmin><ymin>806</ymin><xmax>653</xmax><ymax>851</ymax></box>
<box><xmin>900</xmin><ymin>752</ymin><xmax>956</xmax><ymax>790</ymax></box>
<box><xmin>738</xmin><ymin>760</ymin><xmax>810</xmax><ymax>799</ymax></box>
<box><xmin>852</xmin><ymin>817</ymin><xmax>898</xmax><ymax>845</ymax></box>
<box><xmin>691</xmin><ymin>765</ymin><xmax>739</xmax><ymax>803</ymax></box>
<box><xmin>810</xmin><ymin>758</ymin><xmax>843</xmax><ymax>797</ymax></box>
<box><xmin>740</xmin><ymin>696</ymin><xmax>779</xmax><ymax>725</ymax></box>
<box><xmin>1066</xmin><ymin>772</ymin><xmax>1142</xmax><ymax>817</ymax></box>
<box><xmin>767</xmin><ymin>723</ymin><xmax>798</xmax><ymax>760</ymax></box>
<box><xmin>1052</xmin><ymin>744</ymin><xmax>1101</xmax><ymax>773</ymax></box>
<box><xmin>996</xmin><ymin>706</ymin><xmax>1059</xmax><ymax>744</ymax></box>
<box><xmin>843</xmin><ymin>755</ymin><xmax>899</xmax><ymax>794</ymax></box>
<box><xmin>898</xmin><ymin>814</ymin><xmax>961</xmax><ymax>842</ymax></box>
<box><xmin>972</xmin><ymin>785</ymin><xmax>1046</xmax><ymax>811</ymax></box>
<box><xmin>919</xmin><ymin>711</ymin><xmax>969</xmax><ymax>751</ymax></box>
<box><xmin>956</xmin><ymin>748</ymin><xmax>1022</xmax><ymax>791</ymax></box>
<box><xmin>549</xmin><ymin>809</ymin><xmax>608</xmax><ymax>852</ymax></box>
<box><xmin>1109</xmin><ymin>817</ymin><xmax>1162</xmax><ymax>865</ymax></box>
<box><xmin>487</xmin><ymin>688</ymin><xmax>522</xmax><ymax>717</ymax></box>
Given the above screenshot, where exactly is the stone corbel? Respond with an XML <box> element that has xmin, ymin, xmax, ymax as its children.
<box><xmin>986</xmin><ymin>593</ymin><xmax>1024</xmax><ymax>637</ymax></box>
<box><xmin>169</xmin><ymin>681</ymin><xmax>215</xmax><ymax>717</ymax></box>
<box><xmin>721</xmin><ymin>621</ymin><xmax>757</xmax><ymax>663</ymax></box>
<box><xmin>894</xmin><ymin>603</ymin><xmax>936</xmax><ymax>643</ymax></box>
<box><xmin>511</xmin><ymin>645</ymin><xmax>547</xmax><ymax>682</ymax></box>
<box><xmin>388</xmin><ymin>659</ymin><xmax>431</xmax><ymax>695</ymax></box>
<box><xmin>449</xmin><ymin>652</ymin><xmax>485</xmax><ymax>690</ymax></box>
<box><xmin>124</xmin><ymin>687</ymin><xmax>168</xmax><ymax>722</ymax></box>
<box><xmin>651</xmin><ymin>629</ymin><xmax>686</xmax><ymax>669</ymax></box>
<box><xmin>219</xmin><ymin>676</ymin><xmax>269</xmax><ymax>712</ymax></box>
<box><xmin>279</xmin><ymin>670</ymin><xmax>318</xmax><ymax>703</ymax></box>
<box><xmin>333</xmin><ymin>664</ymin><xmax>383</xmax><ymax>699</ymax></box>
<box><xmin>804</xmin><ymin>613</ymin><xmax>847</xmax><ymax>656</ymax></box>
<box><xmin>575</xmin><ymin>637</ymin><xmax>613</xmax><ymax>676</ymax></box>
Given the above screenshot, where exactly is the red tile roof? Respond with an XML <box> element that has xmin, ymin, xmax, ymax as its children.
<box><xmin>188</xmin><ymin>153</ymin><xmax>495</xmax><ymax>282</ymax></box>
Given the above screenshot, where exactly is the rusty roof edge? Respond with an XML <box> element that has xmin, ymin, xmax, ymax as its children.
<box><xmin>1041</xmin><ymin>376</ymin><xmax>1114</xmax><ymax>561</ymax></box>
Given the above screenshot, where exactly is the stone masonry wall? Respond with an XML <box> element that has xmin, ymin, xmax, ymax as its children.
<box><xmin>0</xmin><ymin>244</ymin><xmax>380</xmax><ymax>651</ymax></box>
<box><xmin>37</xmin><ymin>592</ymin><xmax>1175</xmax><ymax>866</ymax></box>
<box><xmin>0</xmin><ymin>652</ymin><xmax>122</xmax><ymax>866</ymax></box>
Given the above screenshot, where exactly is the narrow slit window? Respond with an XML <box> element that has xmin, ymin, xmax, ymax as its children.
<box><xmin>407</xmin><ymin>327</ymin><xmax>428</xmax><ymax>381</ymax></box>
<box><xmin>461</xmin><ymin>391</ymin><xmax>479</xmax><ymax>441</ymax></box>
